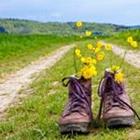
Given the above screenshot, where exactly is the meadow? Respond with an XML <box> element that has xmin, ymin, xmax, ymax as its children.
<box><xmin>0</xmin><ymin>39</ymin><xmax>140</xmax><ymax>140</ymax></box>
<box><xmin>0</xmin><ymin>34</ymin><xmax>80</xmax><ymax>81</ymax></box>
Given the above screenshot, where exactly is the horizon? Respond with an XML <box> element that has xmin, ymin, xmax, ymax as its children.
<box><xmin>0</xmin><ymin>0</ymin><xmax>140</xmax><ymax>26</ymax></box>
<box><xmin>1</xmin><ymin>18</ymin><xmax>140</xmax><ymax>27</ymax></box>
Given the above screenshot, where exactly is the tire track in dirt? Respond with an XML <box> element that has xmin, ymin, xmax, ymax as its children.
<box><xmin>103</xmin><ymin>42</ymin><xmax>140</xmax><ymax>68</ymax></box>
<box><xmin>0</xmin><ymin>44</ymin><xmax>75</xmax><ymax>114</ymax></box>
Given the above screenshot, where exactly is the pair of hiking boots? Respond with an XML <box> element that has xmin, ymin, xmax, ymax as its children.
<box><xmin>58</xmin><ymin>70</ymin><xmax>140</xmax><ymax>134</ymax></box>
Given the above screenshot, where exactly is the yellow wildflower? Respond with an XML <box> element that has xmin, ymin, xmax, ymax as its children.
<box><xmin>81</xmin><ymin>57</ymin><xmax>97</xmax><ymax>65</ymax></box>
<box><xmin>85</xmin><ymin>31</ymin><xmax>92</xmax><ymax>37</ymax></box>
<box><xmin>115</xmin><ymin>71</ymin><xmax>124</xmax><ymax>83</ymax></box>
<box><xmin>77</xmin><ymin>54</ymin><xmax>82</xmax><ymax>58</ymax></box>
<box><xmin>92</xmin><ymin>47</ymin><xmax>95</xmax><ymax>51</ymax></box>
<box><xmin>80</xmin><ymin>65</ymin><xmax>97</xmax><ymax>79</ymax></box>
<box><xmin>75</xmin><ymin>49</ymin><xmax>81</xmax><ymax>57</ymax></box>
<box><xmin>95</xmin><ymin>47</ymin><xmax>101</xmax><ymax>53</ymax></box>
<box><xmin>76</xmin><ymin>21</ymin><xmax>83</xmax><ymax>28</ymax></box>
<box><xmin>105</xmin><ymin>44</ymin><xmax>112</xmax><ymax>51</ymax></box>
<box><xmin>80</xmin><ymin>57</ymin><xmax>86</xmax><ymax>63</ymax></box>
<box><xmin>84</xmin><ymin>57</ymin><xmax>93</xmax><ymax>65</ymax></box>
<box><xmin>92</xmin><ymin>59</ymin><xmax>97</xmax><ymax>64</ymax></box>
<box><xmin>111</xmin><ymin>65</ymin><xmax>120</xmax><ymax>72</ymax></box>
<box><xmin>127</xmin><ymin>36</ymin><xmax>133</xmax><ymax>43</ymax></box>
<box><xmin>96</xmin><ymin>41</ymin><xmax>103</xmax><ymax>48</ymax></box>
<box><xmin>131</xmin><ymin>41</ymin><xmax>138</xmax><ymax>48</ymax></box>
<box><xmin>87</xmin><ymin>43</ymin><xmax>93</xmax><ymax>50</ymax></box>
<box><xmin>96</xmin><ymin>52</ymin><xmax>105</xmax><ymax>61</ymax></box>
<box><xmin>80</xmin><ymin>35</ymin><xmax>83</xmax><ymax>39</ymax></box>
<box><xmin>75</xmin><ymin>49</ymin><xmax>80</xmax><ymax>55</ymax></box>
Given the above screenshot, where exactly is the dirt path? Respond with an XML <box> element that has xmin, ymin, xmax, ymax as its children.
<box><xmin>0</xmin><ymin>44</ymin><xmax>75</xmax><ymax>114</ymax></box>
<box><xmin>103</xmin><ymin>42</ymin><xmax>140</xmax><ymax>68</ymax></box>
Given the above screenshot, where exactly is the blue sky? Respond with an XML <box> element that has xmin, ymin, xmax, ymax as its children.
<box><xmin>0</xmin><ymin>0</ymin><xmax>140</xmax><ymax>25</ymax></box>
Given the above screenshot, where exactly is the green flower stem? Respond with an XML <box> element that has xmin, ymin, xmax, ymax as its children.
<box><xmin>120</xmin><ymin>49</ymin><xmax>127</xmax><ymax>68</ymax></box>
<box><xmin>110</xmin><ymin>50</ymin><xmax>113</xmax><ymax>66</ymax></box>
<box><xmin>73</xmin><ymin>27</ymin><xmax>81</xmax><ymax>74</ymax></box>
<box><xmin>73</xmin><ymin>46</ymin><xmax>78</xmax><ymax>74</ymax></box>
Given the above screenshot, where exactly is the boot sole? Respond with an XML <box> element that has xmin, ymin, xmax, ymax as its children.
<box><xmin>106</xmin><ymin>116</ymin><xmax>135</xmax><ymax>128</ymax></box>
<box><xmin>59</xmin><ymin>122</ymin><xmax>90</xmax><ymax>134</ymax></box>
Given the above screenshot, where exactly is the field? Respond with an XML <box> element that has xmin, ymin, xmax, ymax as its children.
<box><xmin>0</xmin><ymin>34</ymin><xmax>79</xmax><ymax>81</ymax></box>
<box><xmin>105</xmin><ymin>29</ymin><xmax>140</xmax><ymax>50</ymax></box>
<box><xmin>0</xmin><ymin>38</ymin><xmax>140</xmax><ymax>140</ymax></box>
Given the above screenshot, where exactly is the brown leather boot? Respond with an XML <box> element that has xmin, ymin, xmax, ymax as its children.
<box><xmin>58</xmin><ymin>76</ymin><xmax>93</xmax><ymax>134</ymax></box>
<box><xmin>97</xmin><ymin>70</ymin><xmax>140</xmax><ymax>127</ymax></box>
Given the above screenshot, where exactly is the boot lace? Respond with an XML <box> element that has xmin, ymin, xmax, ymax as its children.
<box><xmin>62</xmin><ymin>77</ymin><xmax>91</xmax><ymax>118</ymax></box>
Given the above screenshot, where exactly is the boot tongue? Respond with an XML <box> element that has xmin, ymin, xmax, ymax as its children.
<box><xmin>78</xmin><ymin>77</ymin><xmax>92</xmax><ymax>96</ymax></box>
<box><xmin>104</xmin><ymin>71</ymin><xmax>114</xmax><ymax>94</ymax></box>
<box><xmin>104</xmin><ymin>71</ymin><xmax>123</xmax><ymax>95</ymax></box>
<box><xmin>104</xmin><ymin>70</ymin><xmax>114</xmax><ymax>77</ymax></box>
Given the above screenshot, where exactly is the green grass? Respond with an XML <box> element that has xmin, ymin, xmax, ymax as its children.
<box><xmin>0</xmin><ymin>34</ymin><xmax>80</xmax><ymax>80</ymax></box>
<box><xmin>0</xmin><ymin>41</ymin><xmax>140</xmax><ymax>140</ymax></box>
<box><xmin>104</xmin><ymin>29</ymin><xmax>140</xmax><ymax>50</ymax></box>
